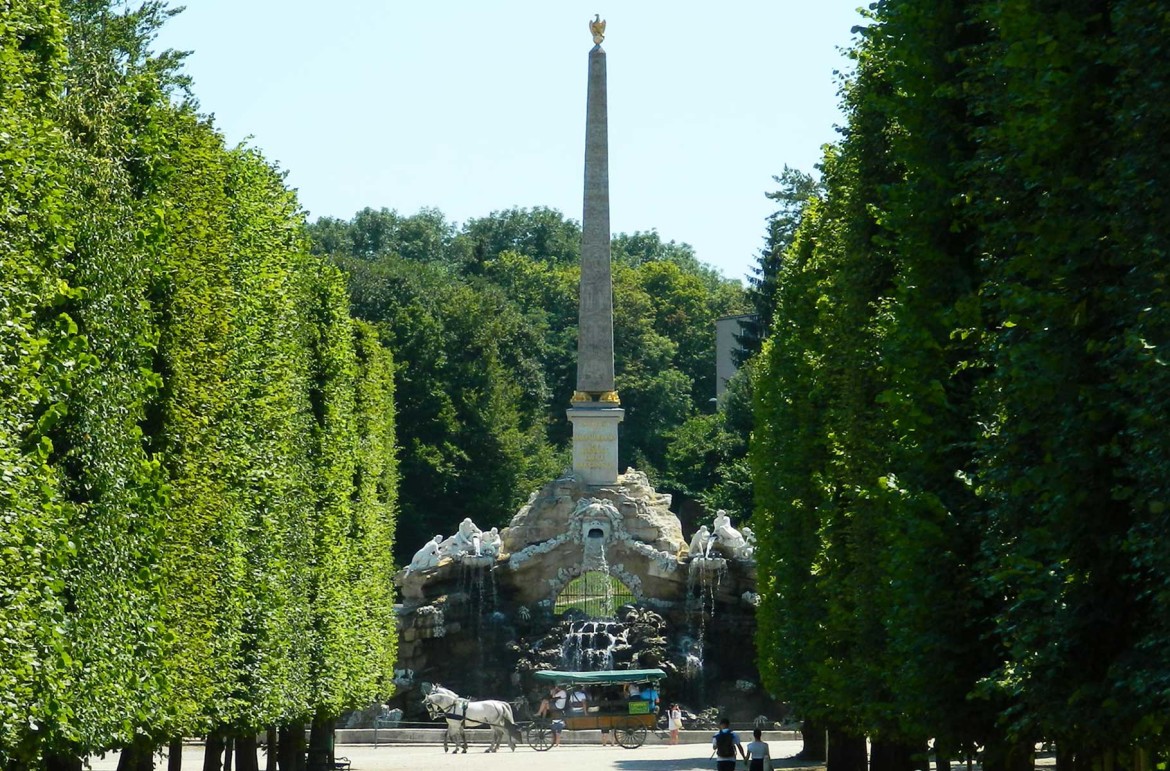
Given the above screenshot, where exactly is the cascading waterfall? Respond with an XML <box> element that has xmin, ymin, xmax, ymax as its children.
<box><xmin>685</xmin><ymin>556</ymin><xmax>728</xmax><ymax>705</ymax></box>
<box><xmin>596</xmin><ymin>540</ymin><xmax>615</xmax><ymax>618</ymax></box>
<box><xmin>561</xmin><ymin>619</ymin><xmax>624</xmax><ymax>670</ymax></box>
<box><xmin>458</xmin><ymin>557</ymin><xmax>499</xmax><ymax>692</ymax></box>
<box><xmin>557</xmin><ymin>536</ymin><xmax>628</xmax><ymax>669</ymax></box>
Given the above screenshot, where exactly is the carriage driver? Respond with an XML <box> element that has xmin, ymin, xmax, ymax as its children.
<box><xmin>537</xmin><ymin>684</ymin><xmax>568</xmax><ymax>717</ymax></box>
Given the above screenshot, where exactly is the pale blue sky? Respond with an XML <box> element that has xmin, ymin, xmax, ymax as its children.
<box><xmin>155</xmin><ymin>2</ymin><xmax>865</xmax><ymax>282</ymax></box>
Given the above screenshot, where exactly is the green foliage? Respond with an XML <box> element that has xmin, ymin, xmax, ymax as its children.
<box><xmin>463</xmin><ymin>206</ymin><xmax>581</xmax><ymax>266</ymax></box>
<box><xmin>312</xmin><ymin>206</ymin><xmax>745</xmax><ymax>562</ymax></box>
<box><xmin>150</xmin><ymin>108</ymin><xmax>244</xmax><ymax>734</ymax></box>
<box><xmin>739</xmin><ymin>167</ymin><xmax>823</xmax><ymax>361</ymax></box>
<box><xmin>753</xmin><ymin>0</ymin><xmax>1170</xmax><ymax>761</ymax></box>
<box><xmin>0</xmin><ymin>1</ymin><xmax>401</xmax><ymax>764</ymax></box>
<box><xmin>663</xmin><ymin>363</ymin><xmax>755</xmax><ymax>523</ymax></box>
<box><xmin>310</xmin><ymin>207</ymin><xmax>468</xmax><ymax>268</ymax></box>
<box><xmin>345</xmin><ymin>320</ymin><xmax>399</xmax><ymax>702</ymax></box>
<box><xmin>0</xmin><ymin>3</ymin><xmax>76</xmax><ymax>764</ymax></box>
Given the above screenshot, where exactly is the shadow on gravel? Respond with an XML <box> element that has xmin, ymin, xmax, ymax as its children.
<box><xmin>615</xmin><ymin>756</ymin><xmax>824</xmax><ymax>771</ymax></box>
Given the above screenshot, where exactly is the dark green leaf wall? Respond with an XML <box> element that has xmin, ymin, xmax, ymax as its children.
<box><xmin>0</xmin><ymin>2</ymin><xmax>400</xmax><ymax>765</ymax></box>
<box><xmin>752</xmin><ymin>0</ymin><xmax>1170</xmax><ymax>765</ymax></box>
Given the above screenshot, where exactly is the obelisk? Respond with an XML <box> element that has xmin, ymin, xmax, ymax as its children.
<box><xmin>567</xmin><ymin>14</ymin><xmax>624</xmax><ymax>486</ymax></box>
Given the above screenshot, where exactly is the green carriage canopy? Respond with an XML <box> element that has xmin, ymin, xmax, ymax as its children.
<box><xmin>532</xmin><ymin>668</ymin><xmax>667</xmax><ymax>686</ymax></box>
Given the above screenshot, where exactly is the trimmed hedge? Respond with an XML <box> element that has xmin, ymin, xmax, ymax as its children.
<box><xmin>753</xmin><ymin>0</ymin><xmax>1170</xmax><ymax>765</ymax></box>
<box><xmin>0</xmin><ymin>2</ymin><xmax>400</xmax><ymax>766</ymax></box>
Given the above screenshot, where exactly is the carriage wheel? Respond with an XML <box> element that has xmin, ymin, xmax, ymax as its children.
<box><xmin>616</xmin><ymin>724</ymin><xmax>647</xmax><ymax>749</ymax></box>
<box><xmin>526</xmin><ymin>724</ymin><xmax>553</xmax><ymax>752</ymax></box>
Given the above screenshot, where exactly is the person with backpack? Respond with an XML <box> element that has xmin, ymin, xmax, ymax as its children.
<box><xmin>712</xmin><ymin>718</ymin><xmax>747</xmax><ymax>771</ymax></box>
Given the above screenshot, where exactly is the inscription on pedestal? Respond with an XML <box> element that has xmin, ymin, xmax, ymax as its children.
<box><xmin>568</xmin><ymin>407</ymin><xmax>624</xmax><ymax>485</ymax></box>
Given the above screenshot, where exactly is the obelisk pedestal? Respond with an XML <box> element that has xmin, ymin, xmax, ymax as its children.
<box><xmin>569</xmin><ymin>17</ymin><xmax>624</xmax><ymax>486</ymax></box>
<box><xmin>567</xmin><ymin>405</ymin><xmax>623</xmax><ymax>486</ymax></box>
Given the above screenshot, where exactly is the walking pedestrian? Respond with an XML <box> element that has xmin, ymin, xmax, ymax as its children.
<box><xmin>746</xmin><ymin>728</ymin><xmax>772</xmax><ymax>771</ymax></box>
<box><xmin>712</xmin><ymin>718</ymin><xmax>747</xmax><ymax>771</ymax></box>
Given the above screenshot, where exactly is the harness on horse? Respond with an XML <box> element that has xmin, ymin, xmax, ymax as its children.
<box><xmin>442</xmin><ymin>698</ymin><xmax>492</xmax><ymax>729</ymax></box>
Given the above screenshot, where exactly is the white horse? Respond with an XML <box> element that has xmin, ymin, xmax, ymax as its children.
<box><xmin>423</xmin><ymin>685</ymin><xmax>521</xmax><ymax>753</ymax></box>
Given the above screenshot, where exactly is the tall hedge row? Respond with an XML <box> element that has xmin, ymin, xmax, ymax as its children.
<box><xmin>0</xmin><ymin>3</ymin><xmax>399</xmax><ymax>768</ymax></box>
<box><xmin>754</xmin><ymin>1</ymin><xmax>1170</xmax><ymax>769</ymax></box>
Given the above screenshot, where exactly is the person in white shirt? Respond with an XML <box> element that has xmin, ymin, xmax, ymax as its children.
<box><xmin>746</xmin><ymin>728</ymin><xmax>772</xmax><ymax>771</ymax></box>
<box><xmin>667</xmin><ymin>704</ymin><xmax>683</xmax><ymax>745</ymax></box>
<box><xmin>537</xmin><ymin>685</ymin><xmax>567</xmax><ymax>717</ymax></box>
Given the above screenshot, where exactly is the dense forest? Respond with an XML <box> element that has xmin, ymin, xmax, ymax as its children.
<box><xmin>306</xmin><ymin>208</ymin><xmax>747</xmax><ymax>561</ymax></box>
<box><xmin>1</xmin><ymin>2</ymin><xmax>398</xmax><ymax>769</ymax></box>
<box><xmin>752</xmin><ymin>1</ymin><xmax>1170</xmax><ymax>770</ymax></box>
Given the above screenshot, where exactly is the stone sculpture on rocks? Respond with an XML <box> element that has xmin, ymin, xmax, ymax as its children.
<box><xmin>687</xmin><ymin>511</ymin><xmax>755</xmax><ymax>562</ymax></box>
<box><xmin>711</xmin><ymin>511</ymin><xmax>746</xmax><ymax>554</ymax></box>
<box><xmin>481</xmin><ymin>526</ymin><xmax>502</xmax><ymax>558</ymax></box>
<box><xmin>439</xmin><ymin>517</ymin><xmax>484</xmax><ymax>560</ymax></box>
<box><xmin>408</xmin><ymin>535</ymin><xmax>444</xmax><ymax>572</ymax></box>
<box><xmin>739</xmin><ymin>526</ymin><xmax>757</xmax><ymax>562</ymax></box>
<box><xmin>688</xmin><ymin>525</ymin><xmax>712</xmax><ymax>558</ymax></box>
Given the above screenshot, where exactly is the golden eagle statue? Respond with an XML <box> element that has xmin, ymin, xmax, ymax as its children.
<box><xmin>590</xmin><ymin>14</ymin><xmax>606</xmax><ymax>45</ymax></box>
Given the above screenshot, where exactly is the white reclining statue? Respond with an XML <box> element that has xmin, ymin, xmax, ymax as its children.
<box><xmin>408</xmin><ymin>534</ymin><xmax>443</xmax><ymax>571</ymax></box>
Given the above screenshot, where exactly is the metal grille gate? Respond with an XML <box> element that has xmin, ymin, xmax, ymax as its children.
<box><xmin>553</xmin><ymin>571</ymin><xmax>636</xmax><ymax>618</ymax></box>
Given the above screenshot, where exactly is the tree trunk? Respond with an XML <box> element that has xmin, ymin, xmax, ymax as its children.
<box><xmin>307</xmin><ymin>713</ymin><xmax>334</xmax><ymax>771</ymax></box>
<box><xmin>117</xmin><ymin>747</ymin><xmax>132</xmax><ymax>771</ymax></box>
<box><xmin>138</xmin><ymin>743</ymin><xmax>157</xmax><ymax>771</ymax></box>
<box><xmin>235</xmin><ymin>734</ymin><xmax>259</xmax><ymax>771</ymax></box>
<box><xmin>117</xmin><ymin>734</ymin><xmax>156</xmax><ymax>771</ymax></box>
<box><xmin>278</xmin><ymin>723</ymin><xmax>306</xmax><ymax>771</ymax></box>
<box><xmin>169</xmin><ymin>738</ymin><xmax>184</xmax><ymax>771</ymax></box>
<box><xmin>223</xmin><ymin>736</ymin><xmax>234</xmax><ymax>771</ymax></box>
<box><xmin>872</xmin><ymin>739</ymin><xmax>927</xmax><ymax>771</ymax></box>
<box><xmin>45</xmin><ymin>752</ymin><xmax>83</xmax><ymax>771</ymax></box>
<box><xmin>264</xmin><ymin>728</ymin><xmax>277</xmax><ymax>771</ymax></box>
<box><xmin>935</xmin><ymin>749</ymin><xmax>950</xmax><ymax>771</ymax></box>
<box><xmin>826</xmin><ymin>726</ymin><xmax>867</xmax><ymax>771</ymax></box>
<box><xmin>982</xmin><ymin>737</ymin><xmax>1033</xmax><ymax>771</ymax></box>
<box><xmin>203</xmin><ymin>729</ymin><xmax>225</xmax><ymax>771</ymax></box>
<box><xmin>797</xmin><ymin>717</ymin><xmax>827</xmax><ymax>761</ymax></box>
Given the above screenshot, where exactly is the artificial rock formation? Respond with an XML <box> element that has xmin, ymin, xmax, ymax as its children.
<box><xmin>392</xmin><ymin>468</ymin><xmax>767</xmax><ymax>721</ymax></box>
<box><xmin>501</xmin><ymin>469</ymin><xmax>686</xmax><ymax>606</ymax></box>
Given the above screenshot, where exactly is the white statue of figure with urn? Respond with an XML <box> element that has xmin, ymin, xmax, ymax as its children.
<box><xmin>438</xmin><ymin>517</ymin><xmax>484</xmax><ymax>560</ymax></box>
<box><xmin>687</xmin><ymin>511</ymin><xmax>753</xmax><ymax>561</ymax></box>
<box><xmin>408</xmin><ymin>535</ymin><xmax>444</xmax><ymax>572</ymax></box>
<box><xmin>480</xmin><ymin>526</ymin><xmax>502</xmax><ymax>559</ymax></box>
<box><xmin>711</xmin><ymin>510</ymin><xmax>746</xmax><ymax>554</ymax></box>
<box><xmin>688</xmin><ymin>525</ymin><xmax>712</xmax><ymax>559</ymax></box>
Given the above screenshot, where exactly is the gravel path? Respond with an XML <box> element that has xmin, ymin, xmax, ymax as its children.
<box><xmin>88</xmin><ymin>739</ymin><xmax>811</xmax><ymax>771</ymax></box>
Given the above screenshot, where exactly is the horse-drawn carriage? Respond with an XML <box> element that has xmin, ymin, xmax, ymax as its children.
<box><xmin>524</xmin><ymin>668</ymin><xmax>666</xmax><ymax>751</ymax></box>
<box><xmin>423</xmin><ymin>685</ymin><xmax>523</xmax><ymax>753</ymax></box>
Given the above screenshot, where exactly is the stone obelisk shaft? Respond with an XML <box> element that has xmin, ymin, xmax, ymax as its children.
<box><xmin>568</xmin><ymin>32</ymin><xmax>624</xmax><ymax>487</ymax></box>
<box><xmin>576</xmin><ymin>44</ymin><xmax>615</xmax><ymax>395</ymax></box>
